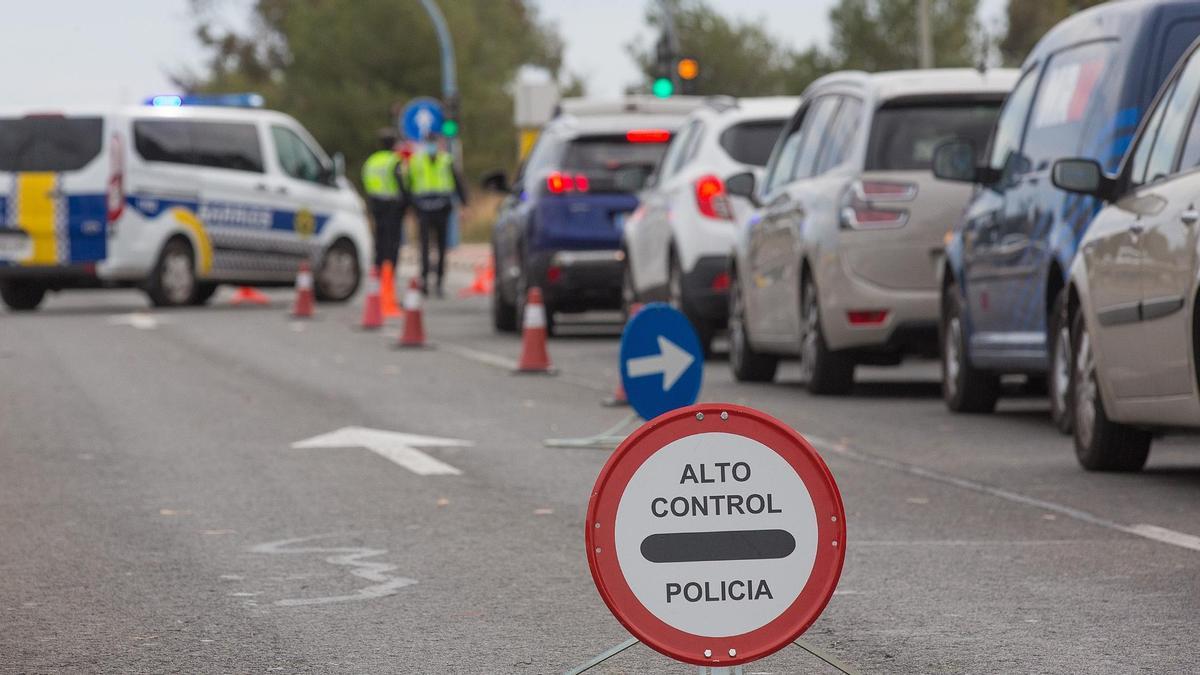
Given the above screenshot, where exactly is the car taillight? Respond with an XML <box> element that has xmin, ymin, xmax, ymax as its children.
<box><xmin>626</xmin><ymin>129</ymin><xmax>671</xmax><ymax>143</ymax></box>
<box><xmin>107</xmin><ymin>132</ymin><xmax>124</xmax><ymax>229</ymax></box>
<box><xmin>847</xmin><ymin>310</ymin><xmax>889</xmax><ymax>326</ymax></box>
<box><xmin>839</xmin><ymin>180</ymin><xmax>913</xmax><ymax>230</ymax></box>
<box><xmin>546</xmin><ymin>171</ymin><xmax>589</xmax><ymax>195</ymax></box>
<box><xmin>710</xmin><ymin>271</ymin><xmax>730</xmax><ymax>291</ymax></box>
<box><xmin>694</xmin><ymin>174</ymin><xmax>733</xmax><ymax>220</ymax></box>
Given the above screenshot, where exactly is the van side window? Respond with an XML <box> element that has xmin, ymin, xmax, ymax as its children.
<box><xmin>986</xmin><ymin>68</ymin><xmax>1038</xmax><ymax>175</ymax></box>
<box><xmin>1025</xmin><ymin>41</ymin><xmax>1117</xmax><ymax>171</ymax></box>
<box><xmin>816</xmin><ymin>97</ymin><xmax>861</xmax><ymax>174</ymax></box>
<box><xmin>1141</xmin><ymin>50</ymin><xmax>1200</xmax><ymax>183</ymax></box>
<box><xmin>1130</xmin><ymin>81</ymin><xmax>1174</xmax><ymax>186</ymax></box>
<box><xmin>762</xmin><ymin>117</ymin><xmax>805</xmax><ymax>195</ymax></box>
<box><xmin>134</xmin><ymin>120</ymin><xmax>263</xmax><ymax>173</ymax></box>
<box><xmin>790</xmin><ymin>96</ymin><xmax>840</xmax><ymax>180</ymax></box>
<box><xmin>272</xmin><ymin>126</ymin><xmax>330</xmax><ymax>186</ymax></box>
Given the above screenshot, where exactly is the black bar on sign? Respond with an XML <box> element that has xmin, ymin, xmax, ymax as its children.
<box><xmin>640</xmin><ymin>529</ymin><xmax>796</xmax><ymax>563</ymax></box>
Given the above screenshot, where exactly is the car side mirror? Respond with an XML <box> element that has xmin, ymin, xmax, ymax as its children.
<box><xmin>1052</xmin><ymin>158</ymin><xmax>1115</xmax><ymax>200</ymax></box>
<box><xmin>725</xmin><ymin>171</ymin><xmax>758</xmax><ymax>206</ymax></box>
<box><xmin>932</xmin><ymin>140</ymin><xmax>980</xmax><ymax>183</ymax></box>
<box><xmin>480</xmin><ymin>170</ymin><xmax>510</xmax><ymax>194</ymax></box>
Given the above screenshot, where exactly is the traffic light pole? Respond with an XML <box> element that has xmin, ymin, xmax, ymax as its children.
<box><xmin>656</xmin><ymin>0</ymin><xmax>681</xmax><ymax>91</ymax></box>
<box><xmin>417</xmin><ymin>0</ymin><xmax>461</xmax><ymax>159</ymax></box>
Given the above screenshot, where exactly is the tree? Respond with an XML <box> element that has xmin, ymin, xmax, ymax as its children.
<box><xmin>999</xmin><ymin>0</ymin><xmax>1107</xmax><ymax>66</ymax></box>
<box><xmin>179</xmin><ymin>0</ymin><xmax>568</xmax><ymax>182</ymax></box>
<box><xmin>828</xmin><ymin>0</ymin><xmax>981</xmax><ymax>72</ymax></box>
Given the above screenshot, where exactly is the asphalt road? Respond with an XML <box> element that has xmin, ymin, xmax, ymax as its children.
<box><xmin>3</xmin><ymin>268</ymin><xmax>1199</xmax><ymax>674</ymax></box>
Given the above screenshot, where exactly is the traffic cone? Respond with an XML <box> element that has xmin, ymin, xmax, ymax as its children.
<box><xmin>291</xmin><ymin>261</ymin><xmax>315</xmax><ymax>319</ymax></box>
<box><xmin>514</xmin><ymin>287</ymin><xmax>554</xmax><ymax>374</ymax></box>
<box><xmin>396</xmin><ymin>277</ymin><xmax>428</xmax><ymax>348</ymax></box>
<box><xmin>230</xmin><ymin>286</ymin><xmax>271</xmax><ymax>306</ymax></box>
<box><xmin>603</xmin><ymin>302</ymin><xmax>643</xmax><ymax>406</ymax></box>
<box><xmin>380</xmin><ymin>260</ymin><xmax>402</xmax><ymax>319</ymax></box>
<box><xmin>359</xmin><ymin>265</ymin><xmax>384</xmax><ymax>330</ymax></box>
<box><xmin>457</xmin><ymin>259</ymin><xmax>495</xmax><ymax>298</ymax></box>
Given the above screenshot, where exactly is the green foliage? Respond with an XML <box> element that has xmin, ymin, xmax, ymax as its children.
<box><xmin>179</xmin><ymin>0</ymin><xmax>567</xmax><ymax>184</ymax></box>
<box><xmin>999</xmin><ymin>0</ymin><xmax>1107</xmax><ymax>66</ymax></box>
<box><xmin>829</xmin><ymin>0</ymin><xmax>980</xmax><ymax>71</ymax></box>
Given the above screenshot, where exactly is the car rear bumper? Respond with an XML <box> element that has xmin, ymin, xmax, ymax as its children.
<box><xmin>818</xmin><ymin>253</ymin><xmax>940</xmax><ymax>356</ymax></box>
<box><xmin>530</xmin><ymin>249</ymin><xmax>623</xmax><ymax>312</ymax></box>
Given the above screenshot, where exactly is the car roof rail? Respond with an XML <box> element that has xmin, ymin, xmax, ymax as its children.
<box><xmin>703</xmin><ymin>95</ymin><xmax>739</xmax><ymax>112</ymax></box>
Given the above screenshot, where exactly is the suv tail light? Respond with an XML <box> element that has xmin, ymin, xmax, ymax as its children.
<box><xmin>839</xmin><ymin>180</ymin><xmax>914</xmax><ymax>230</ymax></box>
<box><xmin>546</xmin><ymin>171</ymin><xmax>590</xmax><ymax>195</ymax></box>
<box><xmin>106</xmin><ymin>132</ymin><xmax>125</xmax><ymax>230</ymax></box>
<box><xmin>626</xmin><ymin>129</ymin><xmax>671</xmax><ymax>143</ymax></box>
<box><xmin>694</xmin><ymin>174</ymin><xmax>733</xmax><ymax>220</ymax></box>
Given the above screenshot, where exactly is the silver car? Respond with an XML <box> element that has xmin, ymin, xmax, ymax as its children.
<box><xmin>1053</xmin><ymin>36</ymin><xmax>1200</xmax><ymax>471</ymax></box>
<box><xmin>726</xmin><ymin>68</ymin><xmax>1017</xmax><ymax>394</ymax></box>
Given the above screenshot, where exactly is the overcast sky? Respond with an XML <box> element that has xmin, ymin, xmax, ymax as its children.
<box><xmin>0</xmin><ymin>0</ymin><xmax>1008</xmax><ymax>107</ymax></box>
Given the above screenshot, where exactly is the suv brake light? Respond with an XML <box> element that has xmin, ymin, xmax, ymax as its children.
<box><xmin>546</xmin><ymin>171</ymin><xmax>590</xmax><ymax>195</ymax></box>
<box><xmin>626</xmin><ymin>129</ymin><xmax>671</xmax><ymax>143</ymax></box>
<box><xmin>107</xmin><ymin>132</ymin><xmax>125</xmax><ymax>229</ymax></box>
<box><xmin>694</xmin><ymin>174</ymin><xmax>733</xmax><ymax>220</ymax></box>
<box><xmin>839</xmin><ymin>180</ymin><xmax>913</xmax><ymax>230</ymax></box>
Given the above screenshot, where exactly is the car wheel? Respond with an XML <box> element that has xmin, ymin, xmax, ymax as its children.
<box><xmin>728</xmin><ymin>272</ymin><xmax>778</xmax><ymax>382</ymax></box>
<box><xmin>146</xmin><ymin>237</ymin><xmax>196</xmax><ymax>307</ymax></box>
<box><xmin>492</xmin><ymin>245</ymin><xmax>518</xmax><ymax>333</ymax></box>
<box><xmin>0</xmin><ymin>280</ymin><xmax>46</xmax><ymax>311</ymax></box>
<box><xmin>315</xmin><ymin>239</ymin><xmax>360</xmax><ymax>302</ymax></box>
<box><xmin>940</xmin><ymin>285</ymin><xmax>999</xmax><ymax>413</ymax></box>
<box><xmin>1071</xmin><ymin>311</ymin><xmax>1151</xmax><ymax>472</ymax></box>
<box><xmin>669</xmin><ymin>252</ymin><xmax>715</xmax><ymax>355</ymax></box>
<box><xmin>1048</xmin><ymin>289</ymin><xmax>1073</xmax><ymax>434</ymax></box>
<box><xmin>190</xmin><ymin>283</ymin><xmax>218</xmax><ymax>306</ymax></box>
<box><xmin>798</xmin><ymin>275</ymin><xmax>854</xmax><ymax>395</ymax></box>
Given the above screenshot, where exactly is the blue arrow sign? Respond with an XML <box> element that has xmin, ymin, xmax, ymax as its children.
<box><xmin>401</xmin><ymin>97</ymin><xmax>446</xmax><ymax>141</ymax></box>
<box><xmin>620</xmin><ymin>303</ymin><xmax>704</xmax><ymax>421</ymax></box>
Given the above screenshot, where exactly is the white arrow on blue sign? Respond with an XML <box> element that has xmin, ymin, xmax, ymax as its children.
<box><xmin>619</xmin><ymin>303</ymin><xmax>704</xmax><ymax>421</ymax></box>
<box><xmin>400</xmin><ymin>97</ymin><xmax>446</xmax><ymax>141</ymax></box>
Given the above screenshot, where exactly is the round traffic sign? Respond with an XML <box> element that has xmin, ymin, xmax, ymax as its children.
<box><xmin>619</xmin><ymin>304</ymin><xmax>704</xmax><ymax>421</ymax></box>
<box><xmin>400</xmin><ymin>97</ymin><xmax>446</xmax><ymax>141</ymax></box>
<box><xmin>586</xmin><ymin>404</ymin><xmax>846</xmax><ymax>667</ymax></box>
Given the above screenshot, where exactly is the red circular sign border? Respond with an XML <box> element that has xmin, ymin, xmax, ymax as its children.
<box><xmin>585</xmin><ymin>403</ymin><xmax>847</xmax><ymax>667</ymax></box>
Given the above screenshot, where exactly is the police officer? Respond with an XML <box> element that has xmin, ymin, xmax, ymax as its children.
<box><xmin>406</xmin><ymin>132</ymin><xmax>467</xmax><ymax>297</ymax></box>
<box><xmin>361</xmin><ymin>130</ymin><xmax>407</xmax><ymax>269</ymax></box>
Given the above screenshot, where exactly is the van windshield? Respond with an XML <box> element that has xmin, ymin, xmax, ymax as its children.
<box><xmin>866</xmin><ymin>101</ymin><xmax>1001</xmax><ymax>171</ymax></box>
<box><xmin>0</xmin><ymin>117</ymin><xmax>104</xmax><ymax>172</ymax></box>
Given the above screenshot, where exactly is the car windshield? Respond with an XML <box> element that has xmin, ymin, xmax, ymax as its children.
<box><xmin>0</xmin><ymin>116</ymin><xmax>103</xmax><ymax>172</ymax></box>
<box><xmin>866</xmin><ymin>101</ymin><xmax>1002</xmax><ymax>171</ymax></box>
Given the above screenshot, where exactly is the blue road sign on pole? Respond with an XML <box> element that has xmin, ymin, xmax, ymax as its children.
<box><xmin>619</xmin><ymin>303</ymin><xmax>704</xmax><ymax>421</ymax></box>
<box><xmin>401</xmin><ymin>97</ymin><xmax>446</xmax><ymax>141</ymax></box>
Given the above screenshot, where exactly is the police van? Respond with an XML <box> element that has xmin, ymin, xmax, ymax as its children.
<box><xmin>0</xmin><ymin>103</ymin><xmax>371</xmax><ymax>310</ymax></box>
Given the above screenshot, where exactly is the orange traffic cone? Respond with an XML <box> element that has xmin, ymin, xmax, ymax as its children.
<box><xmin>603</xmin><ymin>302</ymin><xmax>643</xmax><ymax>406</ymax></box>
<box><xmin>380</xmin><ymin>260</ymin><xmax>402</xmax><ymax>319</ymax></box>
<box><xmin>230</xmin><ymin>286</ymin><xmax>271</xmax><ymax>306</ymax></box>
<box><xmin>514</xmin><ymin>287</ymin><xmax>554</xmax><ymax>374</ymax></box>
<box><xmin>457</xmin><ymin>259</ymin><xmax>495</xmax><ymax>298</ymax></box>
<box><xmin>291</xmin><ymin>261</ymin><xmax>315</xmax><ymax>318</ymax></box>
<box><xmin>359</xmin><ymin>265</ymin><xmax>383</xmax><ymax>330</ymax></box>
<box><xmin>396</xmin><ymin>277</ymin><xmax>428</xmax><ymax>348</ymax></box>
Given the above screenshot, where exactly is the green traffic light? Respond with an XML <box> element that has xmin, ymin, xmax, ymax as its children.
<box><xmin>652</xmin><ymin>77</ymin><xmax>674</xmax><ymax>98</ymax></box>
<box><xmin>442</xmin><ymin>119</ymin><xmax>460</xmax><ymax>138</ymax></box>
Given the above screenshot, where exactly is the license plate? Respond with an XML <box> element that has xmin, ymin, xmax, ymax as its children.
<box><xmin>0</xmin><ymin>231</ymin><xmax>30</xmax><ymax>259</ymax></box>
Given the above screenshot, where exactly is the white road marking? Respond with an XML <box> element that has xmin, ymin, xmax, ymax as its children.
<box><xmin>106</xmin><ymin>312</ymin><xmax>161</xmax><ymax>330</ymax></box>
<box><xmin>809</xmin><ymin>435</ymin><xmax>1200</xmax><ymax>553</ymax></box>
<box><xmin>251</xmin><ymin>534</ymin><xmax>416</xmax><ymax>607</ymax></box>
<box><xmin>292</xmin><ymin>426</ymin><xmax>470</xmax><ymax>476</ymax></box>
<box><xmin>438</xmin><ymin>343</ymin><xmax>519</xmax><ymax>370</ymax></box>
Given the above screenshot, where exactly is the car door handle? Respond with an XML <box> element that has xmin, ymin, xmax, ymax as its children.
<box><xmin>1181</xmin><ymin>209</ymin><xmax>1199</xmax><ymax>226</ymax></box>
<box><xmin>255</xmin><ymin>183</ymin><xmax>269</xmax><ymax>192</ymax></box>
<box><xmin>276</xmin><ymin>186</ymin><xmax>289</xmax><ymax>195</ymax></box>
<box><xmin>1129</xmin><ymin>223</ymin><xmax>1145</xmax><ymax>235</ymax></box>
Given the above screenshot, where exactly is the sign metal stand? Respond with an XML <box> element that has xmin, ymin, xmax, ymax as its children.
<box><xmin>563</xmin><ymin>638</ymin><xmax>859</xmax><ymax>675</ymax></box>
<box><xmin>543</xmin><ymin>413</ymin><xmax>639</xmax><ymax>450</ymax></box>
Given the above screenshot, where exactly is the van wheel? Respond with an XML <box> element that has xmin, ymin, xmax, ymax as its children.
<box><xmin>190</xmin><ymin>283</ymin><xmax>218</xmax><ymax>306</ymax></box>
<box><xmin>799</xmin><ymin>276</ymin><xmax>854</xmax><ymax>395</ymax></box>
<box><xmin>146</xmin><ymin>238</ymin><xmax>196</xmax><ymax>307</ymax></box>
<box><xmin>316</xmin><ymin>239</ymin><xmax>360</xmax><ymax>302</ymax></box>
<box><xmin>1071</xmin><ymin>311</ymin><xmax>1151</xmax><ymax>471</ymax></box>
<box><xmin>0</xmin><ymin>280</ymin><xmax>46</xmax><ymax>311</ymax></box>
<box><xmin>941</xmin><ymin>285</ymin><xmax>999</xmax><ymax>413</ymax></box>
<box><xmin>1048</xmin><ymin>289</ymin><xmax>1073</xmax><ymax>434</ymax></box>
<box><xmin>728</xmin><ymin>273</ymin><xmax>777</xmax><ymax>382</ymax></box>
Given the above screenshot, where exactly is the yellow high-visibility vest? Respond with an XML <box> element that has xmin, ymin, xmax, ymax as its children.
<box><xmin>362</xmin><ymin>150</ymin><xmax>400</xmax><ymax>197</ymax></box>
<box><xmin>407</xmin><ymin>150</ymin><xmax>455</xmax><ymax>196</ymax></box>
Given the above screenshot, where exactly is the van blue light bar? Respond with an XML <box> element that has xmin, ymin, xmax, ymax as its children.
<box><xmin>144</xmin><ymin>93</ymin><xmax>265</xmax><ymax>108</ymax></box>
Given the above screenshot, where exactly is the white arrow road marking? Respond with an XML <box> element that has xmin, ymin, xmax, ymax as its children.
<box><xmin>251</xmin><ymin>534</ymin><xmax>417</xmax><ymax>607</ymax></box>
<box><xmin>291</xmin><ymin>426</ymin><xmax>471</xmax><ymax>476</ymax></box>
<box><xmin>106</xmin><ymin>312</ymin><xmax>161</xmax><ymax>330</ymax></box>
<box><xmin>626</xmin><ymin>335</ymin><xmax>695</xmax><ymax>391</ymax></box>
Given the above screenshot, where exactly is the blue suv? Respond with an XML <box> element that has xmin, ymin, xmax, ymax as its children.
<box><xmin>485</xmin><ymin>99</ymin><xmax>695</xmax><ymax>335</ymax></box>
<box><xmin>933</xmin><ymin>0</ymin><xmax>1200</xmax><ymax>428</ymax></box>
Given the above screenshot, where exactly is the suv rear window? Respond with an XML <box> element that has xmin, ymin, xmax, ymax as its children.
<box><xmin>134</xmin><ymin>119</ymin><xmax>264</xmax><ymax>173</ymax></box>
<box><xmin>719</xmin><ymin>119</ymin><xmax>785</xmax><ymax>166</ymax></box>
<box><xmin>561</xmin><ymin>135</ymin><xmax>670</xmax><ymax>172</ymax></box>
<box><xmin>866</xmin><ymin>101</ymin><xmax>1001</xmax><ymax>171</ymax></box>
<box><xmin>0</xmin><ymin>117</ymin><xmax>103</xmax><ymax>172</ymax></box>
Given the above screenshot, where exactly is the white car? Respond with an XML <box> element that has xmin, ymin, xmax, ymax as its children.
<box><xmin>0</xmin><ymin>103</ymin><xmax>371</xmax><ymax>310</ymax></box>
<box><xmin>621</xmin><ymin>97</ymin><xmax>798</xmax><ymax>351</ymax></box>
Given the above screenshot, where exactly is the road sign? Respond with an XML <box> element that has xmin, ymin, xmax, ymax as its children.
<box><xmin>586</xmin><ymin>404</ymin><xmax>846</xmax><ymax>667</ymax></box>
<box><xmin>619</xmin><ymin>303</ymin><xmax>703</xmax><ymax>421</ymax></box>
<box><xmin>400</xmin><ymin>97</ymin><xmax>446</xmax><ymax>141</ymax></box>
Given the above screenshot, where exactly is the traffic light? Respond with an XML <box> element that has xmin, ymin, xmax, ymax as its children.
<box><xmin>442</xmin><ymin>94</ymin><xmax>460</xmax><ymax>138</ymax></box>
<box><xmin>676</xmin><ymin>58</ymin><xmax>699</xmax><ymax>81</ymax></box>
<box><xmin>652</xmin><ymin>77</ymin><xmax>675</xmax><ymax>99</ymax></box>
<box><xmin>441</xmin><ymin>118</ymin><xmax>460</xmax><ymax>138</ymax></box>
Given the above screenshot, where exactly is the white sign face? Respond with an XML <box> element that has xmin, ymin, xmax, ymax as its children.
<box><xmin>614</xmin><ymin>432</ymin><xmax>818</xmax><ymax>638</ymax></box>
